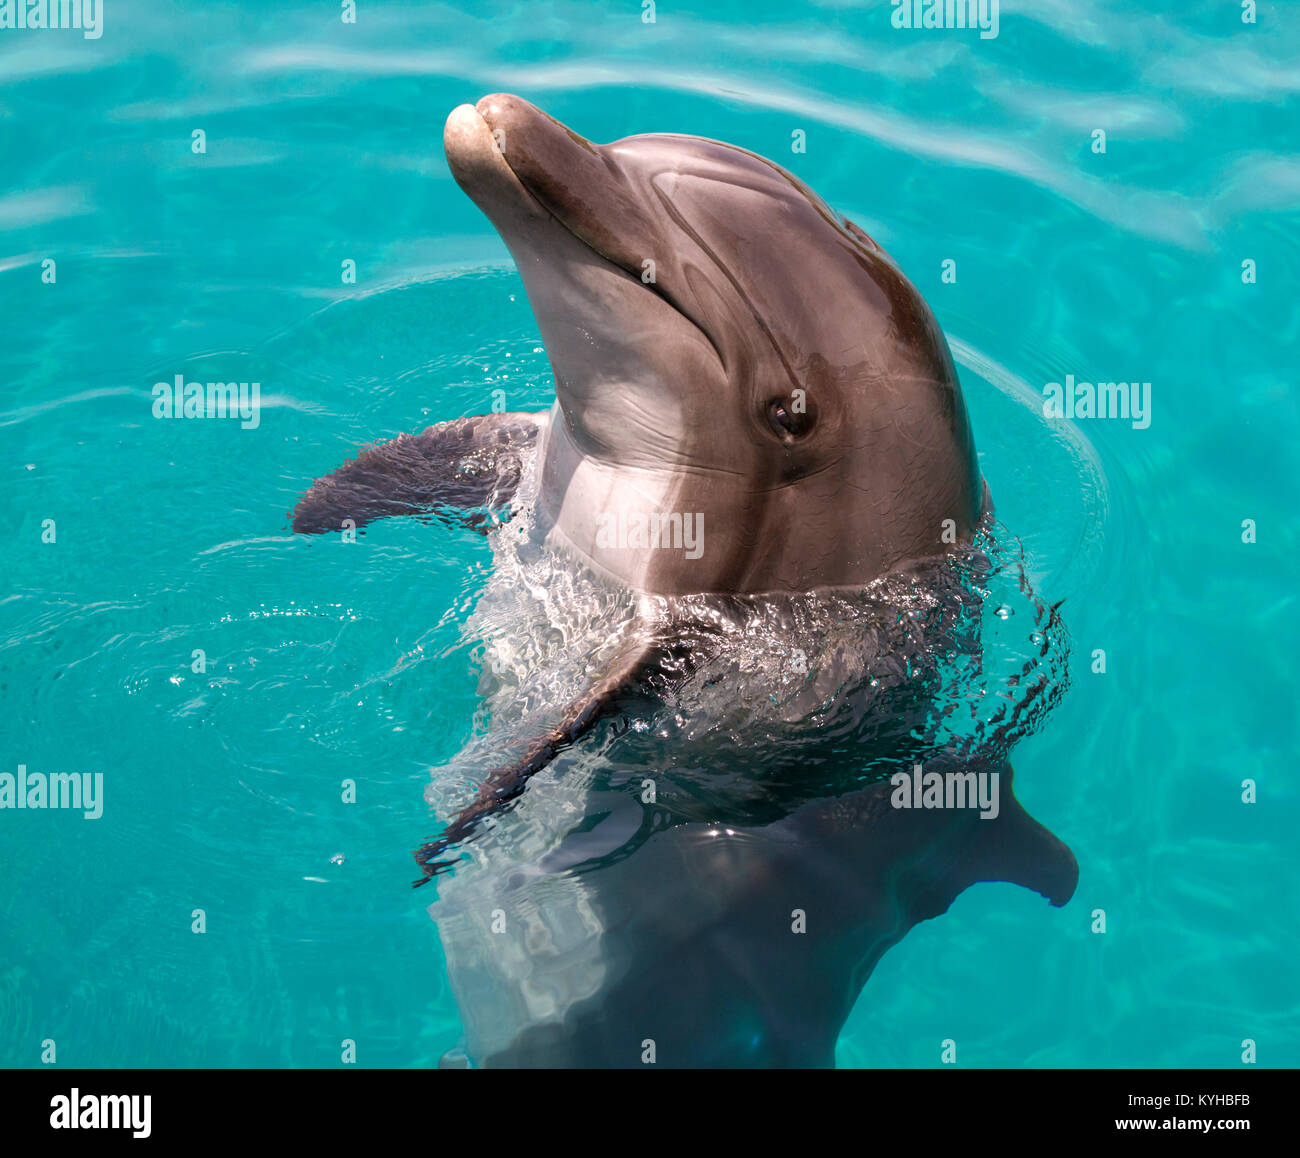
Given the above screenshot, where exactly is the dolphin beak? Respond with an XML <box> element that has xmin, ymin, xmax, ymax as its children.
<box><xmin>444</xmin><ymin>94</ymin><xmax>655</xmax><ymax>276</ymax></box>
<box><xmin>443</xmin><ymin>99</ymin><xmax>549</xmax><ymax>232</ymax></box>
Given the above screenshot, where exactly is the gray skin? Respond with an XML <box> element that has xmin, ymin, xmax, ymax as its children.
<box><xmin>290</xmin><ymin>95</ymin><xmax>1076</xmax><ymax>1067</ymax></box>
<box><xmin>442</xmin><ymin>94</ymin><xmax>983</xmax><ymax>596</ymax></box>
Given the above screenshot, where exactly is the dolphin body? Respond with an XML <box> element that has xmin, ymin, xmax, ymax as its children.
<box><xmin>291</xmin><ymin>95</ymin><xmax>1077</xmax><ymax>1067</ymax></box>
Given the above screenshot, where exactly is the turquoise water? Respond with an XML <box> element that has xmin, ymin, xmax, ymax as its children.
<box><xmin>2</xmin><ymin>0</ymin><xmax>1297</xmax><ymax>1067</ymax></box>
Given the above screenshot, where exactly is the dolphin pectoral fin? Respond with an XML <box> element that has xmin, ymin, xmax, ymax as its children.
<box><xmin>289</xmin><ymin>412</ymin><xmax>544</xmax><ymax>535</ymax></box>
<box><xmin>413</xmin><ymin>622</ymin><xmax>687</xmax><ymax>883</ymax></box>
<box><xmin>941</xmin><ymin>766</ymin><xmax>1077</xmax><ymax>911</ymax></box>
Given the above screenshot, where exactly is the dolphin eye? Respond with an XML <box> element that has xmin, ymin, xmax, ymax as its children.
<box><xmin>766</xmin><ymin>396</ymin><xmax>813</xmax><ymax>441</ymax></box>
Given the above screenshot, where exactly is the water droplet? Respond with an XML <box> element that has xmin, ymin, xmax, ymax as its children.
<box><xmin>329</xmin><ymin>853</ymin><xmax>345</xmax><ymax>866</ymax></box>
<box><xmin>994</xmin><ymin>605</ymin><xmax>1013</xmax><ymax>619</ymax></box>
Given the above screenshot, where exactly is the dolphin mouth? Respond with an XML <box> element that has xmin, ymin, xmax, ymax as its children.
<box><xmin>444</xmin><ymin>95</ymin><xmax>726</xmax><ymax>376</ymax></box>
<box><xmin>444</xmin><ymin>96</ymin><xmax>645</xmax><ymax>282</ymax></box>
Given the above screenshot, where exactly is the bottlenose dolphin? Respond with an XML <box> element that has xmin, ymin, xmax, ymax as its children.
<box><xmin>291</xmin><ymin>95</ymin><xmax>1077</xmax><ymax>1067</ymax></box>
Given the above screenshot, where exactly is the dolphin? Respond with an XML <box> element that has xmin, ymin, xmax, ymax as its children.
<box><xmin>290</xmin><ymin>95</ymin><xmax>1077</xmax><ymax>1067</ymax></box>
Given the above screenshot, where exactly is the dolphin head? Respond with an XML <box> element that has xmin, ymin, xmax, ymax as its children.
<box><xmin>444</xmin><ymin>94</ymin><xmax>983</xmax><ymax>593</ymax></box>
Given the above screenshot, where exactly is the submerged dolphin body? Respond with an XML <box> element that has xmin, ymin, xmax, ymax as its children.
<box><xmin>291</xmin><ymin>95</ymin><xmax>1077</xmax><ymax>1067</ymax></box>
